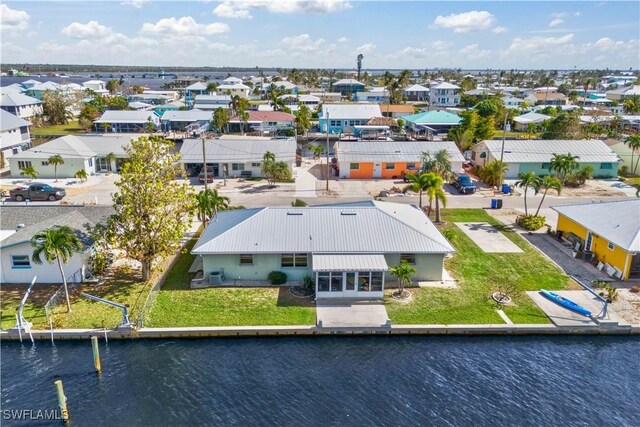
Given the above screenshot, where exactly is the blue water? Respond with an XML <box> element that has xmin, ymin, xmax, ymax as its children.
<box><xmin>2</xmin><ymin>336</ymin><xmax>639</xmax><ymax>426</ymax></box>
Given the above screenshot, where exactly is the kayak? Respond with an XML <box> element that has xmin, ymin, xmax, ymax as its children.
<box><xmin>539</xmin><ymin>290</ymin><xmax>592</xmax><ymax>317</ymax></box>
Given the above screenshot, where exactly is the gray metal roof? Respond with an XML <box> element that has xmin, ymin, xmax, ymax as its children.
<box><xmin>95</xmin><ymin>110</ymin><xmax>157</xmax><ymax>124</ymax></box>
<box><xmin>312</xmin><ymin>254</ymin><xmax>388</xmax><ymax>272</ymax></box>
<box><xmin>0</xmin><ymin>109</ymin><xmax>31</xmax><ymax>132</ymax></box>
<box><xmin>552</xmin><ymin>200</ymin><xmax>640</xmax><ymax>252</ymax></box>
<box><xmin>1</xmin><ymin>91</ymin><xmax>42</xmax><ymax>107</ymax></box>
<box><xmin>321</xmin><ymin>104</ymin><xmax>382</xmax><ymax>120</ymax></box>
<box><xmin>161</xmin><ymin>109</ymin><xmax>212</xmax><ymax>122</ymax></box>
<box><xmin>10</xmin><ymin>135</ymin><xmax>134</xmax><ymax>160</ymax></box>
<box><xmin>513</xmin><ymin>112</ymin><xmax>551</xmax><ymax>124</ymax></box>
<box><xmin>0</xmin><ymin>205</ymin><xmax>114</xmax><ymax>249</ymax></box>
<box><xmin>335</xmin><ymin>140</ymin><xmax>465</xmax><ymax>163</ymax></box>
<box><xmin>333</xmin><ymin>79</ymin><xmax>365</xmax><ymax>86</ymax></box>
<box><xmin>192</xmin><ymin>201</ymin><xmax>455</xmax><ymax>255</ymax></box>
<box><xmin>185</xmin><ymin>82</ymin><xmax>208</xmax><ymax>90</ymax></box>
<box><xmin>179</xmin><ymin>137</ymin><xmax>296</xmax><ymax>163</ymax></box>
<box><xmin>481</xmin><ymin>139</ymin><xmax>621</xmax><ymax>164</ymax></box>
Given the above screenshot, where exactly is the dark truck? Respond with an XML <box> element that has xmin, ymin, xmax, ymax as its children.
<box><xmin>451</xmin><ymin>174</ymin><xmax>477</xmax><ymax>194</ymax></box>
<box><xmin>9</xmin><ymin>183</ymin><xmax>66</xmax><ymax>201</ymax></box>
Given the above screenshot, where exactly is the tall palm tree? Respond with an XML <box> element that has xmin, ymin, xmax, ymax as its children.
<box><xmin>549</xmin><ymin>153</ymin><xmax>579</xmax><ymax>184</ymax></box>
<box><xmin>402</xmin><ymin>171</ymin><xmax>431</xmax><ymax>209</ymax></box>
<box><xmin>624</xmin><ymin>135</ymin><xmax>640</xmax><ymax>175</ymax></box>
<box><xmin>31</xmin><ymin>226</ymin><xmax>82</xmax><ymax>313</ymax></box>
<box><xmin>20</xmin><ymin>165</ymin><xmax>38</xmax><ymax>181</ymax></box>
<box><xmin>421</xmin><ymin>149</ymin><xmax>452</xmax><ymax>181</ymax></box>
<box><xmin>195</xmin><ymin>189</ymin><xmax>230</xmax><ymax>225</ymax></box>
<box><xmin>534</xmin><ymin>176</ymin><xmax>562</xmax><ymax>216</ymax></box>
<box><xmin>47</xmin><ymin>154</ymin><xmax>64</xmax><ymax>181</ymax></box>
<box><xmin>515</xmin><ymin>171</ymin><xmax>540</xmax><ymax>216</ymax></box>
<box><xmin>239</xmin><ymin>110</ymin><xmax>249</xmax><ymax>135</ymax></box>
<box><xmin>105</xmin><ymin>152</ymin><xmax>117</xmax><ymax>172</ymax></box>
<box><xmin>425</xmin><ymin>173</ymin><xmax>447</xmax><ymax>223</ymax></box>
<box><xmin>388</xmin><ymin>260</ymin><xmax>416</xmax><ymax>298</ymax></box>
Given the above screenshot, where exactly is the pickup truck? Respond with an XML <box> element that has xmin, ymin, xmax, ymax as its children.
<box><xmin>451</xmin><ymin>174</ymin><xmax>478</xmax><ymax>194</ymax></box>
<box><xmin>9</xmin><ymin>183</ymin><xmax>66</xmax><ymax>201</ymax></box>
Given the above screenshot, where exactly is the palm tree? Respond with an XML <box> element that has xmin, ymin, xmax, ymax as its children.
<box><xmin>449</xmin><ymin>127</ymin><xmax>473</xmax><ymax>151</ymax></box>
<box><xmin>549</xmin><ymin>153</ymin><xmax>579</xmax><ymax>184</ymax></box>
<box><xmin>239</xmin><ymin>110</ymin><xmax>249</xmax><ymax>135</ymax></box>
<box><xmin>421</xmin><ymin>149</ymin><xmax>452</xmax><ymax>181</ymax></box>
<box><xmin>534</xmin><ymin>176</ymin><xmax>562</xmax><ymax>216</ymax></box>
<box><xmin>426</xmin><ymin>173</ymin><xmax>447</xmax><ymax>223</ymax></box>
<box><xmin>310</xmin><ymin>144</ymin><xmax>324</xmax><ymax>161</ymax></box>
<box><xmin>74</xmin><ymin>169</ymin><xmax>88</xmax><ymax>182</ymax></box>
<box><xmin>402</xmin><ymin>171</ymin><xmax>431</xmax><ymax>209</ymax></box>
<box><xmin>31</xmin><ymin>226</ymin><xmax>82</xmax><ymax>313</ymax></box>
<box><xmin>263</xmin><ymin>150</ymin><xmax>276</xmax><ymax>163</ymax></box>
<box><xmin>624</xmin><ymin>135</ymin><xmax>640</xmax><ymax>175</ymax></box>
<box><xmin>388</xmin><ymin>260</ymin><xmax>416</xmax><ymax>298</ymax></box>
<box><xmin>20</xmin><ymin>165</ymin><xmax>38</xmax><ymax>181</ymax></box>
<box><xmin>48</xmin><ymin>154</ymin><xmax>64</xmax><ymax>181</ymax></box>
<box><xmin>515</xmin><ymin>171</ymin><xmax>540</xmax><ymax>216</ymax></box>
<box><xmin>526</xmin><ymin>123</ymin><xmax>538</xmax><ymax>139</ymax></box>
<box><xmin>105</xmin><ymin>152</ymin><xmax>117</xmax><ymax>172</ymax></box>
<box><xmin>195</xmin><ymin>189</ymin><xmax>230</xmax><ymax>225</ymax></box>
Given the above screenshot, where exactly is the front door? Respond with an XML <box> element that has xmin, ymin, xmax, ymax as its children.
<box><xmin>373</xmin><ymin>163</ymin><xmax>381</xmax><ymax>178</ymax></box>
<box><xmin>96</xmin><ymin>157</ymin><xmax>109</xmax><ymax>172</ymax></box>
<box><xmin>344</xmin><ymin>272</ymin><xmax>357</xmax><ymax>297</ymax></box>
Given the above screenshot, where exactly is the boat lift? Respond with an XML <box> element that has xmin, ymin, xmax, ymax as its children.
<box><xmin>14</xmin><ymin>276</ymin><xmax>37</xmax><ymax>331</ymax></box>
<box><xmin>570</xmin><ymin>275</ymin><xmax>608</xmax><ymax>319</ymax></box>
<box><xmin>80</xmin><ymin>292</ymin><xmax>133</xmax><ymax>328</ymax></box>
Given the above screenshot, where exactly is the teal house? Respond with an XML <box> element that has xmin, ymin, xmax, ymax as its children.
<box><xmin>470</xmin><ymin>139</ymin><xmax>622</xmax><ymax>179</ymax></box>
<box><xmin>403</xmin><ymin>110</ymin><xmax>462</xmax><ymax>134</ymax></box>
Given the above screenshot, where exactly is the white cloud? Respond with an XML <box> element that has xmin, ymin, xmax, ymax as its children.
<box><xmin>141</xmin><ymin>17</ymin><xmax>230</xmax><ymax>35</ymax></box>
<box><xmin>591</xmin><ymin>37</ymin><xmax>626</xmax><ymax>51</ymax></box>
<box><xmin>492</xmin><ymin>26</ymin><xmax>508</xmax><ymax>34</ymax></box>
<box><xmin>281</xmin><ymin>34</ymin><xmax>325</xmax><ymax>52</ymax></box>
<box><xmin>507</xmin><ymin>33</ymin><xmax>574</xmax><ymax>56</ymax></box>
<box><xmin>433</xmin><ymin>10</ymin><xmax>495</xmax><ymax>33</ymax></box>
<box><xmin>431</xmin><ymin>40</ymin><xmax>452</xmax><ymax>50</ymax></box>
<box><xmin>121</xmin><ymin>0</ymin><xmax>150</xmax><ymax>8</ymax></box>
<box><xmin>551</xmin><ymin>12</ymin><xmax>568</xmax><ymax>19</ymax></box>
<box><xmin>212</xmin><ymin>0</ymin><xmax>351</xmax><ymax>19</ymax></box>
<box><xmin>549</xmin><ymin>18</ymin><xmax>564</xmax><ymax>28</ymax></box>
<box><xmin>399</xmin><ymin>46</ymin><xmax>428</xmax><ymax>58</ymax></box>
<box><xmin>0</xmin><ymin>4</ymin><xmax>30</xmax><ymax>32</ymax></box>
<box><xmin>459</xmin><ymin>44</ymin><xmax>491</xmax><ymax>60</ymax></box>
<box><xmin>355</xmin><ymin>43</ymin><xmax>376</xmax><ymax>54</ymax></box>
<box><xmin>337</xmin><ymin>36</ymin><xmax>348</xmax><ymax>43</ymax></box>
<box><xmin>574</xmin><ymin>11</ymin><xmax>581</xmax><ymax>17</ymax></box>
<box><xmin>62</xmin><ymin>20</ymin><xmax>113</xmax><ymax>39</ymax></box>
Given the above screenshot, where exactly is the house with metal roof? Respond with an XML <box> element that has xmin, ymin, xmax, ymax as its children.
<box><xmin>160</xmin><ymin>109</ymin><xmax>212</xmax><ymax>132</ymax></box>
<box><xmin>335</xmin><ymin>140</ymin><xmax>465</xmax><ymax>179</ymax></box>
<box><xmin>379</xmin><ymin>104</ymin><xmax>415</xmax><ymax>118</ymax></box>
<box><xmin>94</xmin><ymin>110</ymin><xmax>160</xmax><ymax>133</ymax></box>
<box><xmin>7</xmin><ymin>135</ymin><xmax>135</xmax><ymax>178</ymax></box>
<box><xmin>1</xmin><ymin>91</ymin><xmax>43</xmax><ymax>119</ymax></box>
<box><xmin>0</xmin><ymin>205</ymin><xmax>114</xmax><ymax>284</ymax></box>
<box><xmin>227</xmin><ymin>111</ymin><xmax>294</xmax><ymax>134</ymax></box>
<box><xmin>217</xmin><ymin>83</ymin><xmax>251</xmax><ymax>99</ymax></box>
<box><xmin>525</xmin><ymin>91</ymin><xmax>568</xmax><ymax>106</ymax></box>
<box><xmin>179</xmin><ymin>136</ymin><xmax>296</xmax><ymax>178</ymax></box>
<box><xmin>502</xmin><ymin>96</ymin><xmax>525</xmax><ymax>109</ymax></box>
<box><xmin>332</xmin><ymin>79</ymin><xmax>366</xmax><ymax>96</ymax></box>
<box><xmin>470</xmin><ymin>139</ymin><xmax>621</xmax><ymax>178</ymax></box>
<box><xmin>319</xmin><ymin>104</ymin><xmax>382</xmax><ymax>134</ymax></box>
<box><xmin>25</xmin><ymin>81</ymin><xmax>62</xmax><ymax>100</ymax></box>
<box><xmin>512</xmin><ymin>111</ymin><xmax>551</xmax><ymax>131</ymax></box>
<box><xmin>552</xmin><ymin>200</ymin><xmax>640</xmax><ymax>280</ymax></box>
<box><xmin>403</xmin><ymin>84</ymin><xmax>429</xmax><ymax>102</ymax></box>
<box><xmin>192</xmin><ymin>94</ymin><xmax>232</xmax><ymax>111</ymax></box>
<box><xmin>277</xmin><ymin>94</ymin><xmax>320</xmax><ymax>113</ymax></box>
<box><xmin>191</xmin><ymin>200</ymin><xmax>455</xmax><ymax>299</ymax></box>
<box><xmin>184</xmin><ymin>82</ymin><xmax>209</xmax><ymax>106</ymax></box>
<box><xmin>354</xmin><ymin>89</ymin><xmax>391</xmax><ymax>103</ymax></box>
<box><xmin>429</xmin><ymin>82</ymin><xmax>460</xmax><ymax>108</ymax></box>
<box><xmin>127</xmin><ymin>93</ymin><xmax>170</xmax><ymax>106</ymax></box>
<box><xmin>402</xmin><ymin>110</ymin><xmax>462</xmax><ymax>135</ymax></box>
<box><xmin>1</xmin><ymin>110</ymin><xmax>32</xmax><ymax>168</ymax></box>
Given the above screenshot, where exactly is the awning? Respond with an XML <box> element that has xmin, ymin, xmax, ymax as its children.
<box><xmin>312</xmin><ymin>254</ymin><xmax>389</xmax><ymax>272</ymax></box>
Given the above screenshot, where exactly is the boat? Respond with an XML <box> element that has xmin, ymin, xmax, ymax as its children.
<box><xmin>539</xmin><ymin>290</ymin><xmax>592</xmax><ymax>317</ymax></box>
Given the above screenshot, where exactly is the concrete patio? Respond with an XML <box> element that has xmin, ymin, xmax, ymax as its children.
<box><xmin>527</xmin><ymin>290</ymin><xmax>629</xmax><ymax>327</ymax></box>
<box><xmin>455</xmin><ymin>222</ymin><xmax>523</xmax><ymax>253</ymax></box>
<box><xmin>316</xmin><ymin>300</ymin><xmax>391</xmax><ymax>328</ymax></box>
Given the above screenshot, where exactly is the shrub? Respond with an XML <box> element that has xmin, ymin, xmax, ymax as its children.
<box><xmin>604</xmin><ymin>284</ymin><xmax>619</xmax><ymax>302</ymax></box>
<box><xmin>629</xmin><ymin>285</ymin><xmax>640</xmax><ymax>293</ymax></box>
<box><xmin>302</xmin><ymin>275</ymin><xmax>314</xmax><ymax>291</ymax></box>
<box><xmin>268</xmin><ymin>271</ymin><xmax>288</xmax><ymax>285</ymax></box>
<box><xmin>291</xmin><ymin>198</ymin><xmax>307</xmax><ymax>207</ymax></box>
<box><xmin>565</xmin><ymin>165</ymin><xmax>594</xmax><ymax>187</ymax></box>
<box><xmin>516</xmin><ymin>214</ymin><xmax>546</xmax><ymax>231</ymax></box>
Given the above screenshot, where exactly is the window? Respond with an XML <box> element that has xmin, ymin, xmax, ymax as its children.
<box><xmin>88</xmin><ymin>158</ymin><xmax>93</xmax><ymax>167</ymax></box>
<box><xmin>232</xmin><ymin>163</ymin><xmax>245</xmax><ymax>171</ymax></box>
<box><xmin>608</xmin><ymin>241</ymin><xmax>615</xmax><ymax>251</ymax></box>
<box><xmin>239</xmin><ymin>254</ymin><xmax>253</xmax><ymax>265</ymax></box>
<box><xmin>370</xmin><ymin>272</ymin><xmax>383</xmax><ymax>291</ymax></box>
<box><xmin>400</xmin><ymin>253</ymin><xmax>416</xmax><ymax>265</ymax></box>
<box><xmin>11</xmin><ymin>255</ymin><xmax>31</xmax><ymax>268</ymax></box>
<box><xmin>18</xmin><ymin>161</ymin><xmax>32</xmax><ymax>169</ymax></box>
<box><xmin>318</xmin><ymin>272</ymin><xmax>330</xmax><ymax>292</ymax></box>
<box><xmin>358</xmin><ymin>272</ymin><xmax>370</xmax><ymax>291</ymax></box>
<box><xmin>350</xmin><ymin>163</ymin><xmax>359</xmax><ymax>170</ymax></box>
<box><xmin>406</xmin><ymin>163</ymin><xmax>416</xmax><ymax>170</ymax></box>
<box><xmin>281</xmin><ymin>253</ymin><xmax>307</xmax><ymax>268</ymax></box>
<box><xmin>330</xmin><ymin>273</ymin><xmax>342</xmax><ymax>292</ymax></box>
<box><xmin>600</xmin><ymin>163</ymin><xmax>613</xmax><ymax>170</ymax></box>
<box><xmin>251</xmin><ymin>162</ymin><xmax>260</xmax><ymax>168</ymax></box>
<box><xmin>385</xmin><ymin>163</ymin><xmax>395</xmax><ymax>170</ymax></box>
<box><xmin>41</xmin><ymin>161</ymin><xmax>49</xmax><ymax>166</ymax></box>
<box><xmin>542</xmin><ymin>163</ymin><xmax>550</xmax><ymax>169</ymax></box>
<box><xmin>330</xmin><ymin>120</ymin><xmax>340</xmax><ymax>127</ymax></box>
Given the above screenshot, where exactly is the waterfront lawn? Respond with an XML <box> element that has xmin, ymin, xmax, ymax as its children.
<box><xmin>385</xmin><ymin>209</ymin><xmax>569</xmax><ymax>325</ymax></box>
<box><xmin>146</xmin><ymin>240</ymin><xmax>316</xmax><ymax>327</ymax></box>
<box><xmin>0</xmin><ymin>284</ymin><xmax>59</xmax><ymax>330</ymax></box>
<box><xmin>31</xmin><ymin>120</ymin><xmax>84</xmax><ymax>136</ymax></box>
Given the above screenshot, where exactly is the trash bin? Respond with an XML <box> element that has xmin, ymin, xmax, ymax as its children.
<box><xmin>496</xmin><ymin>199</ymin><xmax>503</xmax><ymax>209</ymax></box>
<box><xmin>502</xmin><ymin>183</ymin><xmax>511</xmax><ymax>194</ymax></box>
<box><xmin>491</xmin><ymin>199</ymin><xmax>498</xmax><ymax>209</ymax></box>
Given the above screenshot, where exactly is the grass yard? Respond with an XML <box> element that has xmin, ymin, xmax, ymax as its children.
<box><xmin>145</xmin><ymin>239</ymin><xmax>316</xmax><ymax>327</ymax></box>
<box><xmin>385</xmin><ymin>209</ymin><xmax>569</xmax><ymax>325</ymax></box>
<box><xmin>31</xmin><ymin>120</ymin><xmax>85</xmax><ymax>136</ymax></box>
<box><xmin>1</xmin><ymin>284</ymin><xmax>59</xmax><ymax>330</ymax></box>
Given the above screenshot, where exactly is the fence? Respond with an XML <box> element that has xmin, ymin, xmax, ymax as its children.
<box><xmin>43</xmin><ymin>269</ymin><xmax>84</xmax><ymax>320</ymax></box>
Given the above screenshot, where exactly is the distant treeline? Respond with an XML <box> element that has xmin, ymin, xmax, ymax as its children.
<box><xmin>1</xmin><ymin>64</ymin><xmax>279</xmax><ymax>73</ymax></box>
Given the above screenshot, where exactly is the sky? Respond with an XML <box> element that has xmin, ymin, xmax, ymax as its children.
<box><xmin>1</xmin><ymin>0</ymin><xmax>639</xmax><ymax>69</ymax></box>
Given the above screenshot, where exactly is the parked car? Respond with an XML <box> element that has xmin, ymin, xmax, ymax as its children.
<box><xmin>9</xmin><ymin>183</ymin><xmax>66</xmax><ymax>201</ymax></box>
<box><xmin>451</xmin><ymin>174</ymin><xmax>477</xmax><ymax>194</ymax></box>
<box><xmin>198</xmin><ymin>167</ymin><xmax>215</xmax><ymax>183</ymax></box>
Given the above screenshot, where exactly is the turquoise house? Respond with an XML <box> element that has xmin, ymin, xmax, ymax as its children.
<box><xmin>403</xmin><ymin>110</ymin><xmax>462</xmax><ymax>134</ymax></box>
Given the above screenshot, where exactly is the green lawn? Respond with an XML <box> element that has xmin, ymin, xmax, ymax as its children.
<box><xmin>31</xmin><ymin>120</ymin><xmax>85</xmax><ymax>136</ymax></box>
<box><xmin>145</xmin><ymin>239</ymin><xmax>316</xmax><ymax>327</ymax></box>
<box><xmin>385</xmin><ymin>209</ymin><xmax>569</xmax><ymax>325</ymax></box>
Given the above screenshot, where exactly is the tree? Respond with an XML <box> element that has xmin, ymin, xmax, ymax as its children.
<box><xmin>541</xmin><ymin>112</ymin><xmax>581</xmax><ymax>140</ymax></box>
<box><xmin>549</xmin><ymin>153</ymin><xmax>579</xmax><ymax>184</ymax></box>
<box><xmin>20</xmin><ymin>165</ymin><xmax>39</xmax><ymax>181</ymax></box>
<box><xmin>427</xmin><ymin>173</ymin><xmax>447</xmax><ymax>223</ymax></box>
<box><xmin>131</xmin><ymin>85</ymin><xmax>145</xmax><ymax>94</ymax></box>
<box><xmin>145</xmin><ymin>119</ymin><xmax>155</xmax><ymax>133</ymax></box>
<box><xmin>295</xmin><ymin>103</ymin><xmax>311</xmax><ymax>136</ymax></box>
<box><xmin>421</xmin><ymin>149</ymin><xmax>452</xmax><ymax>181</ymax></box>
<box><xmin>478</xmin><ymin>160</ymin><xmax>508</xmax><ymax>187</ymax></box>
<box><xmin>525</xmin><ymin>123</ymin><xmax>538</xmax><ymax>139</ymax></box>
<box><xmin>534</xmin><ymin>175</ymin><xmax>562</xmax><ymax>216</ymax></box>
<box><xmin>212</xmin><ymin>107</ymin><xmax>231</xmax><ymax>134</ymax></box>
<box><xmin>48</xmin><ymin>154</ymin><xmax>64</xmax><ymax>181</ymax></box>
<box><xmin>388</xmin><ymin>260</ymin><xmax>416</xmax><ymax>298</ymax></box>
<box><xmin>402</xmin><ymin>171</ymin><xmax>431</xmax><ymax>209</ymax></box>
<box><xmin>106</xmin><ymin>79</ymin><xmax>120</xmax><ymax>95</ymax></box>
<box><xmin>105</xmin><ymin>152</ymin><xmax>117</xmax><ymax>172</ymax></box>
<box><xmin>515</xmin><ymin>171</ymin><xmax>540</xmax><ymax>216</ymax></box>
<box><xmin>448</xmin><ymin>127</ymin><xmax>474</xmax><ymax>151</ymax></box>
<box><xmin>239</xmin><ymin>110</ymin><xmax>249</xmax><ymax>135</ymax></box>
<box><xmin>460</xmin><ymin>76</ymin><xmax>476</xmax><ymax>92</ymax></box>
<box><xmin>624</xmin><ymin>134</ymin><xmax>640</xmax><ymax>175</ymax></box>
<box><xmin>31</xmin><ymin>226</ymin><xmax>82</xmax><ymax>313</ymax></box>
<box><xmin>195</xmin><ymin>188</ymin><xmax>230</xmax><ymax>225</ymax></box>
<box><xmin>74</xmin><ymin>169</ymin><xmax>88</xmax><ymax>182</ymax></box>
<box><xmin>356</xmin><ymin>54</ymin><xmax>364</xmax><ymax>81</ymax></box>
<box><xmin>108</xmin><ymin>136</ymin><xmax>194</xmax><ymax>281</ymax></box>
<box><xmin>311</xmin><ymin>144</ymin><xmax>324</xmax><ymax>160</ymax></box>
<box><xmin>261</xmin><ymin>151</ymin><xmax>292</xmax><ymax>186</ymax></box>
<box><xmin>41</xmin><ymin>90</ymin><xmax>73</xmax><ymax>125</ymax></box>
<box><xmin>206</xmin><ymin>82</ymin><xmax>218</xmax><ymax>94</ymax></box>
<box><xmin>623</xmin><ymin>96</ymin><xmax>640</xmax><ymax>114</ymax></box>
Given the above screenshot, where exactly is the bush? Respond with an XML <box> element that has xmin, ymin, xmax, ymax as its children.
<box><xmin>516</xmin><ymin>214</ymin><xmax>546</xmax><ymax>231</ymax></box>
<box><xmin>630</xmin><ymin>285</ymin><xmax>640</xmax><ymax>293</ymax></box>
<box><xmin>302</xmin><ymin>275</ymin><xmax>314</xmax><ymax>291</ymax></box>
<box><xmin>268</xmin><ymin>271</ymin><xmax>288</xmax><ymax>285</ymax></box>
<box><xmin>291</xmin><ymin>198</ymin><xmax>307</xmax><ymax>207</ymax></box>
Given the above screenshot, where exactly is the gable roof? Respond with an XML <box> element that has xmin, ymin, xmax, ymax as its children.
<box><xmin>185</xmin><ymin>82</ymin><xmax>208</xmax><ymax>91</ymax></box>
<box><xmin>379</xmin><ymin>104</ymin><xmax>415</xmax><ymax>113</ymax></box>
<box><xmin>161</xmin><ymin>109</ymin><xmax>212</xmax><ymax>122</ymax></box>
<box><xmin>321</xmin><ymin>104</ymin><xmax>382</xmax><ymax>120</ymax></box>
<box><xmin>94</xmin><ymin>110</ymin><xmax>157</xmax><ymax>124</ymax></box>
<box><xmin>179</xmin><ymin>137</ymin><xmax>296</xmax><ymax>163</ymax></box>
<box><xmin>0</xmin><ymin>110</ymin><xmax>31</xmax><ymax>132</ymax></box>
<box><xmin>1</xmin><ymin>91</ymin><xmax>42</xmax><ymax>107</ymax></box>
<box><xmin>333</xmin><ymin>79</ymin><xmax>365</xmax><ymax>86</ymax></box>
<box><xmin>480</xmin><ymin>139</ymin><xmax>621</xmax><ymax>164</ymax></box>
<box><xmin>552</xmin><ymin>200</ymin><xmax>640</xmax><ymax>252</ymax></box>
<box><xmin>432</xmin><ymin>82</ymin><xmax>460</xmax><ymax>90</ymax></box>
<box><xmin>192</xmin><ymin>201</ymin><xmax>455</xmax><ymax>255</ymax></box>
<box><xmin>403</xmin><ymin>110</ymin><xmax>462</xmax><ymax>125</ymax></box>
<box><xmin>10</xmin><ymin>135</ymin><xmax>134</xmax><ymax>160</ymax></box>
<box><xmin>229</xmin><ymin>110</ymin><xmax>294</xmax><ymax>123</ymax></box>
<box><xmin>513</xmin><ymin>112</ymin><xmax>551</xmax><ymax>124</ymax></box>
<box><xmin>335</xmin><ymin>140</ymin><xmax>465</xmax><ymax>163</ymax></box>
<box><xmin>404</xmin><ymin>84</ymin><xmax>429</xmax><ymax>92</ymax></box>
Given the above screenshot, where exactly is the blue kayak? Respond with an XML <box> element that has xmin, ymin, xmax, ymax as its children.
<box><xmin>539</xmin><ymin>290</ymin><xmax>592</xmax><ymax>317</ymax></box>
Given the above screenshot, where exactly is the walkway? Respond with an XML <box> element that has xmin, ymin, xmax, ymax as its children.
<box><xmin>293</xmin><ymin>159</ymin><xmax>318</xmax><ymax>199</ymax></box>
<box><xmin>316</xmin><ymin>300</ymin><xmax>390</xmax><ymax>328</ymax></box>
<box><xmin>455</xmin><ymin>222</ymin><xmax>523</xmax><ymax>253</ymax></box>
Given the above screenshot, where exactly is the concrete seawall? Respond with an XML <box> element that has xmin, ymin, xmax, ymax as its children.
<box><xmin>2</xmin><ymin>324</ymin><xmax>638</xmax><ymax>341</ymax></box>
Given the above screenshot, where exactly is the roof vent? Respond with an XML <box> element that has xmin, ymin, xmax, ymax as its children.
<box><xmin>287</xmin><ymin>212</ymin><xmax>303</xmax><ymax>216</ymax></box>
<box><xmin>340</xmin><ymin>211</ymin><xmax>357</xmax><ymax>216</ymax></box>
<box><xmin>394</xmin><ymin>150</ymin><xmax>401</xmax><ymax>153</ymax></box>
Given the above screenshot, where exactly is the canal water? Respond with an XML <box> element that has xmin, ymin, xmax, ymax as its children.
<box><xmin>2</xmin><ymin>336</ymin><xmax>638</xmax><ymax>426</ymax></box>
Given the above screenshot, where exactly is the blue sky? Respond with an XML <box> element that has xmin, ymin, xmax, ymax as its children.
<box><xmin>1</xmin><ymin>1</ymin><xmax>638</xmax><ymax>69</ymax></box>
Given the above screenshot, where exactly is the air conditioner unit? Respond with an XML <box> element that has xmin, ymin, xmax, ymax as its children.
<box><xmin>209</xmin><ymin>269</ymin><xmax>224</xmax><ymax>286</ymax></box>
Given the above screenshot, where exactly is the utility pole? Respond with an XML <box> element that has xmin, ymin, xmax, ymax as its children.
<box><xmin>498</xmin><ymin>111</ymin><xmax>509</xmax><ymax>193</ymax></box>
<box><xmin>325</xmin><ymin>111</ymin><xmax>330</xmax><ymax>192</ymax></box>
<box><xmin>201</xmin><ymin>133</ymin><xmax>208</xmax><ymax>192</ymax></box>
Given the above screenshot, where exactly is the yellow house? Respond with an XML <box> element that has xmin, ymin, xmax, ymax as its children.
<box><xmin>552</xmin><ymin>200</ymin><xmax>640</xmax><ymax>280</ymax></box>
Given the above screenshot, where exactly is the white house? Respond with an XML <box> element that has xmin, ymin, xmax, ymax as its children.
<box><xmin>429</xmin><ymin>82</ymin><xmax>460</xmax><ymax>108</ymax></box>
<box><xmin>278</xmin><ymin>94</ymin><xmax>320</xmax><ymax>112</ymax></box>
<box><xmin>1</xmin><ymin>110</ymin><xmax>31</xmax><ymax>168</ymax></box>
<box><xmin>160</xmin><ymin>109</ymin><xmax>212</xmax><ymax>132</ymax></box>
<box><xmin>94</xmin><ymin>110</ymin><xmax>160</xmax><ymax>133</ymax></box>
<box><xmin>217</xmin><ymin>83</ymin><xmax>251</xmax><ymax>99</ymax></box>
<box><xmin>82</xmin><ymin>80</ymin><xmax>108</xmax><ymax>96</ymax></box>
<box><xmin>512</xmin><ymin>111</ymin><xmax>551</xmax><ymax>131</ymax></box>
<box><xmin>502</xmin><ymin>96</ymin><xmax>525</xmax><ymax>109</ymax></box>
<box><xmin>319</xmin><ymin>104</ymin><xmax>383</xmax><ymax>134</ymax></box>
<box><xmin>403</xmin><ymin>84</ymin><xmax>429</xmax><ymax>102</ymax></box>
<box><xmin>1</xmin><ymin>91</ymin><xmax>43</xmax><ymax>119</ymax></box>
<box><xmin>0</xmin><ymin>206</ymin><xmax>114</xmax><ymax>284</ymax></box>
<box><xmin>191</xmin><ymin>200</ymin><xmax>455</xmax><ymax>299</ymax></box>
<box><xmin>192</xmin><ymin>94</ymin><xmax>232</xmax><ymax>111</ymax></box>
